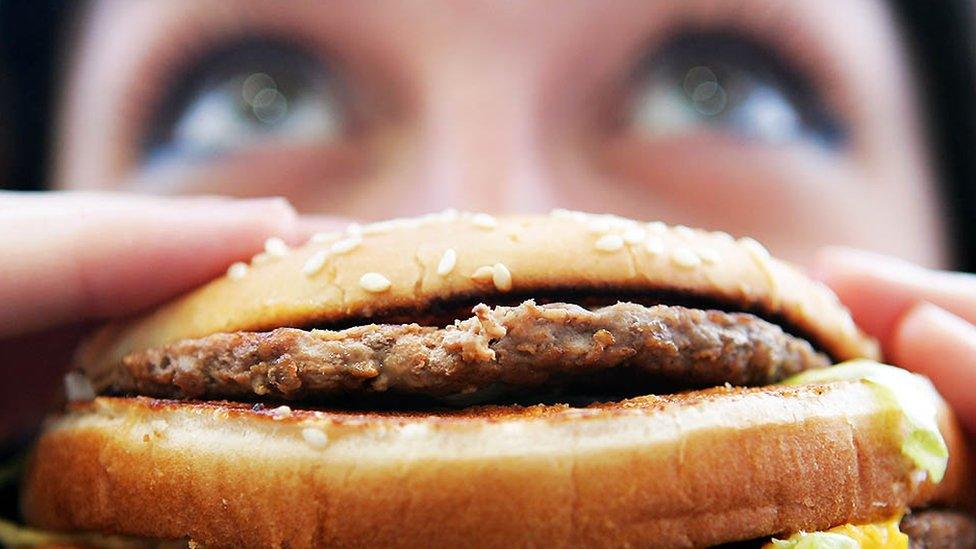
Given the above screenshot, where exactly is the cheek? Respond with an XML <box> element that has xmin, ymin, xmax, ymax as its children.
<box><xmin>564</xmin><ymin>136</ymin><xmax>945</xmax><ymax>267</ymax></box>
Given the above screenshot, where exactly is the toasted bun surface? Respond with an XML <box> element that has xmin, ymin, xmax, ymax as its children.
<box><xmin>41</xmin><ymin>213</ymin><xmax>922</xmax><ymax>548</ymax></box>
<box><xmin>23</xmin><ymin>383</ymin><xmax>970</xmax><ymax>548</ymax></box>
<box><xmin>77</xmin><ymin>212</ymin><xmax>877</xmax><ymax>382</ymax></box>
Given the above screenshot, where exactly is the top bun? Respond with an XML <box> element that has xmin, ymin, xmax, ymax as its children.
<box><xmin>78</xmin><ymin>211</ymin><xmax>878</xmax><ymax>379</ymax></box>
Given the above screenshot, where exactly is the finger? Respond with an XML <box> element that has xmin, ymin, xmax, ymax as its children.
<box><xmin>0</xmin><ymin>191</ymin><xmax>302</xmax><ymax>336</ymax></box>
<box><xmin>295</xmin><ymin>214</ymin><xmax>357</xmax><ymax>238</ymax></box>
<box><xmin>890</xmin><ymin>302</ymin><xmax>976</xmax><ymax>434</ymax></box>
<box><xmin>811</xmin><ymin>247</ymin><xmax>976</xmax><ymax>347</ymax></box>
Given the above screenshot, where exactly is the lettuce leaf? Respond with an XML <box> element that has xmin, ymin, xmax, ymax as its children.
<box><xmin>784</xmin><ymin>360</ymin><xmax>948</xmax><ymax>483</ymax></box>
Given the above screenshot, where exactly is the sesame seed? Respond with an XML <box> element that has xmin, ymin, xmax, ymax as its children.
<box><xmin>645</xmin><ymin>236</ymin><xmax>665</xmax><ymax>256</ymax></box>
<box><xmin>359</xmin><ymin>272</ymin><xmax>392</xmax><ymax>293</ymax></box>
<box><xmin>378</xmin><ymin>217</ymin><xmax>422</xmax><ymax>231</ymax></box>
<box><xmin>594</xmin><ymin>234</ymin><xmax>624</xmax><ymax>252</ymax></box>
<box><xmin>471</xmin><ymin>265</ymin><xmax>495</xmax><ymax>283</ymax></box>
<box><xmin>361</xmin><ymin>221</ymin><xmax>394</xmax><ymax>235</ymax></box>
<box><xmin>646</xmin><ymin>221</ymin><xmax>667</xmax><ymax>234</ymax></box>
<box><xmin>310</xmin><ymin>231</ymin><xmax>339</xmax><ymax>244</ymax></box>
<box><xmin>492</xmin><ymin>263</ymin><xmax>513</xmax><ymax>292</ymax></box>
<box><xmin>227</xmin><ymin>261</ymin><xmax>249</xmax><ymax>280</ymax></box>
<box><xmin>622</xmin><ymin>226</ymin><xmax>646</xmax><ymax>245</ymax></box>
<box><xmin>551</xmin><ymin>208</ymin><xmax>588</xmax><ymax>222</ymax></box>
<box><xmin>439</xmin><ymin>208</ymin><xmax>459</xmax><ymax>222</ymax></box>
<box><xmin>264</xmin><ymin>237</ymin><xmax>289</xmax><ymax>258</ymax></box>
<box><xmin>671</xmin><ymin>247</ymin><xmax>702</xmax><ymax>268</ymax></box>
<box><xmin>418</xmin><ymin>213</ymin><xmax>438</xmax><ymax>224</ymax></box>
<box><xmin>302</xmin><ymin>250</ymin><xmax>329</xmax><ymax>277</ymax></box>
<box><xmin>739</xmin><ymin>237</ymin><xmax>771</xmax><ymax>260</ymax></box>
<box><xmin>437</xmin><ymin>248</ymin><xmax>457</xmax><ymax>276</ymax></box>
<box><xmin>607</xmin><ymin>216</ymin><xmax>637</xmax><ymax>231</ymax></box>
<box><xmin>330</xmin><ymin>236</ymin><xmax>362</xmax><ymax>255</ymax></box>
<box><xmin>587</xmin><ymin>218</ymin><xmax>613</xmax><ymax>234</ymax></box>
<box><xmin>271</xmin><ymin>405</ymin><xmax>292</xmax><ymax>420</ymax></box>
<box><xmin>674</xmin><ymin>225</ymin><xmax>695</xmax><ymax>238</ymax></box>
<box><xmin>713</xmin><ymin>231</ymin><xmax>734</xmax><ymax>243</ymax></box>
<box><xmin>301</xmin><ymin>427</ymin><xmax>329</xmax><ymax>448</ymax></box>
<box><xmin>472</xmin><ymin>213</ymin><xmax>497</xmax><ymax>229</ymax></box>
<box><xmin>697</xmin><ymin>248</ymin><xmax>721</xmax><ymax>264</ymax></box>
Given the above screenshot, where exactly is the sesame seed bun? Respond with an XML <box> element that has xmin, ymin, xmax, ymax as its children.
<box><xmin>22</xmin><ymin>384</ymin><xmax>970</xmax><ymax>548</ymax></box>
<box><xmin>24</xmin><ymin>212</ymin><xmax>970</xmax><ymax>548</ymax></box>
<box><xmin>77</xmin><ymin>212</ymin><xmax>878</xmax><ymax>386</ymax></box>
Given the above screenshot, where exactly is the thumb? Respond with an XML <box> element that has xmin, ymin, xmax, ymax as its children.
<box><xmin>0</xmin><ymin>192</ymin><xmax>300</xmax><ymax>336</ymax></box>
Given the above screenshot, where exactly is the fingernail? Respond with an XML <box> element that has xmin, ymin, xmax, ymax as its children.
<box><xmin>297</xmin><ymin>214</ymin><xmax>356</xmax><ymax>234</ymax></box>
<box><xmin>187</xmin><ymin>197</ymin><xmax>298</xmax><ymax>226</ymax></box>
<box><xmin>192</xmin><ymin>196</ymin><xmax>295</xmax><ymax>213</ymax></box>
<box><xmin>903</xmin><ymin>301</ymin><xmax>973</xmax><ymax>335</ymax></box>
<box><xmin>811</xmin><ymin>246</ymin><xmax>923</xmax><ymax>284</ymax></box>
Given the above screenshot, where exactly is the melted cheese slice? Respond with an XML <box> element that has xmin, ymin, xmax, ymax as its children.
<box><xmin>766</xmin><ymin>516</ymin><xmax>907</xmax><ymax>549</ymax></box>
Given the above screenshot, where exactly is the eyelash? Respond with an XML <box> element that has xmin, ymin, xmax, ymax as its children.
<box><xmin>668</xmin><ymin>5</ymin><xmax>848</xmax><ymax>124</ymax></box>
<box><xmin>114</xmin><ymin>1</ymin><xmax>850</xmax><ymax>169</ymax></box>
<box><xmin>116</xmin><ymin>18</ymin><xmax>359</xmax><ymax>169</ymax></box>
<box><xmin>115</xmin><ymin>18</ymin><xmax>226</xmax><ymax>166</ymax></box>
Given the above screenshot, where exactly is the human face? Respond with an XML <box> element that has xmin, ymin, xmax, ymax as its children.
<box><xmin>56</xmin><ymin>0</ymin><xmax>946</xmax><ymax>266</ymax></box>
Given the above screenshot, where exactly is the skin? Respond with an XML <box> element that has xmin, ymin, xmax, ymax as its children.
<box><xmin>58</xmin><ymin>0</ymin><xmax>943</xmax><ymax>264</ymax></box>
<box><xmin>1</xmin><ymin>0</ymin><xmax>974</xmax><ymax>440</ymax></box>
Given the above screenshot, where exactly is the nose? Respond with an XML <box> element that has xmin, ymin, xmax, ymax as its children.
<box><xmin>414</xmin><ymin>58</ymin><xmax>557</xmax><ymax>213</ymax></box>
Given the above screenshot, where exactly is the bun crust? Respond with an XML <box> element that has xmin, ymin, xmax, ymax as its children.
<box><xmin>23</xmin><ymin>383</ymin><xmax>970</xmax><ymax>548</ymax></box>
<box><xmin>77</xmin><ymin>213</ymin><xmax>878</xmax><ymax>382</ymax></box>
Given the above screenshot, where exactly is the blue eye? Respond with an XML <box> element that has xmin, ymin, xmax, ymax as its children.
<box><xmin>144</xmin><ymin>39</ymin><xmax>343</xmax><ymax>166</ymax></box>
<box><xmin>630</xmin><ymin>31</ymin><xmax>844</xmax><ymax>149</ymax></box>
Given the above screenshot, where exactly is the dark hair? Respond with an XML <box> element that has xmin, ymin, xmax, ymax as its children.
<box><xmin>890</xmin><ymin>0</ymin><xmax>976</xmax><ymax>271</ymax></box>
<box><xmin>0</xmin><ymin>1</ymin><xmax>74</xmax><ymax>192</ymax></box>
<box><xmin>1</xmin><ymin>1</ymin><xmax>974</xmax><ymax>270</ymax></box>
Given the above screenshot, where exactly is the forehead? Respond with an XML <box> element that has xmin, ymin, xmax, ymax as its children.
<box><xmin>81</xmin><ymin>0</ymin><xmax>897</xmax><ymax>57</ymax></box>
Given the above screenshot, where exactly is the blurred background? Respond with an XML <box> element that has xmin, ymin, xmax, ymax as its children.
<box><xmin>1</xmin><ymin>0</ymin><xmax>974</xmax><ymax>273</ymax></box>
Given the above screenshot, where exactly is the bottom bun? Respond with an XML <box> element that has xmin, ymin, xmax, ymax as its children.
<box><xmin>22</xmin><ymin>383</ymin><xmax>970</xmax><ymax>548</ymax></box>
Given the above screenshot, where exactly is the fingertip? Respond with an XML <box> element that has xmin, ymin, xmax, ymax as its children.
<box><xmin>218</xmin><ymin>196</ymin><xmax>301</xmax><ymax>245</ymax></box>
<box><xmin>810</xmin><ymin>245</ymin><xmax>864</xmax><ymax>274</ymax></box>
<box><xmin>0</xmin><ymin>193</ymin><xmax>304</xmax><ymax>335</ymax></box>
<box><xmin>230</xmin><ymin>196</ymin><xmax>297</xmax><ymax>219</ymax></box>
<box><xmin>295</xmin><ymin>214</ymin><xmax>358</xmax><ymax>241</ymax></box>
<box><xmin>811</xmin><ymin>246</ymin><xmax>918</xmax><ymax>285</ymax></box>
<box><xmin>892</xmin><ymin>302</ymin><xmax>975</xmax><ymax>361</ymax></box>
<box><xmin>809</xmin><ymin>247</ymin><xmax>920</xmax><ymax>345</ymax></box>
<box><xmin>892</xmin><ymin>302</ymin><xmax>976</xmax><ymax>433</ymax></box>
<box><xmin>176</xmin><ymin>195</ymin><xmax>298</xmax><ymax>228</ymax></box>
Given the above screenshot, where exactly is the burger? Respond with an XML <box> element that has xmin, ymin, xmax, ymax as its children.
<box><xmin>14</xmin><ymin>211</ymin><xmax>975</xmax><ymax>547</ymax></box>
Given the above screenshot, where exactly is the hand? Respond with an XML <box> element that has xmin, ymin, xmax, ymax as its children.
<box><xmin>813</xmin><ymin>247</ymin><xmax>976</xmax><ymax>434</ymax></box>
<box><xmin>0</xmin><ymin>191</ymin><xmax>345</xmax><ymax>438</ymax></box>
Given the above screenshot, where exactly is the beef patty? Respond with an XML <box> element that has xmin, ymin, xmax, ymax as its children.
<box><xmin>111</xmin><ymin>300</ymin><xmax>830</xmax><ymax>402</ymax></box>
<box><xmin>900</xmin><ymin>509</ymin><xmax>976</xmax><ymax>549</ymax></box>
